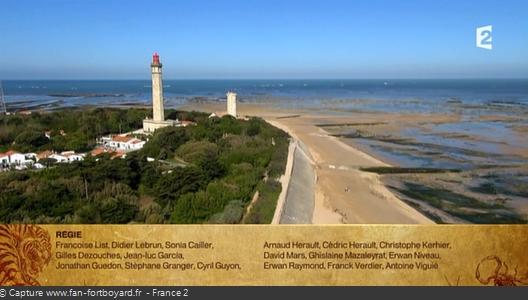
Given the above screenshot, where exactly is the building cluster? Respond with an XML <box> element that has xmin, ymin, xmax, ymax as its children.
<box><xmin>90</xmin><ymin>134</ymin><xmax>147</xmax><ymax>160</ymax></box>
<box><xmin>0</xmin><ymin>134</ymin><xmax>149</xmax><ymax>171</ymax></box>
<box><xmin>0</xmin><ymin>150</ymin><xmax>85</xmax><ymax>170</ymax></box>
<box><xmin>99</xmin><ymin>134</ymin><xmax>146</xmax><ymax>152</ymax></box>
<box><xmin>0</xmin><ymin>151</ymin><xmax>35</xmax><ymax>170</ymax></box>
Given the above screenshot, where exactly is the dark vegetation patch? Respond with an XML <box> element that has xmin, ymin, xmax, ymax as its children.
<box><xmin>48</xmin><ymin>93</ymin><xmax>125</xmax><ymax>98</ymax></box>
<box><xmin>401</xmin><ymin>200</ymin><xmax>445</xmax><ymax>224</ymax></box>
<box><xmin>392</xmin><ymin>182</ymin><xmax>504</xmax><ymax>209</ymax></box>
<box><xmin>471</xmin><ymin>180</ymin><xmax>528</xmax><ymax>198</ymax></box>
<box><xmin>276</xmin><ymin>115</ymin><xmax>300</xmax><ymax>119</ymax></box>
<box><xmin>390</xmin><ymin>182</ymin><xmax>526</xmax><ymax>224</ymax></box>
<box><xmin>470</xmin><ymin>182</ymin><xmax>499</xmax><ymax>195</ymax></box>
<box><xmin>316</xmin><ymin>122</ymin><xmax>387</xmax><ymax>128</ymax></box>
<box><xmin>360</xmin><ymin>167</ymin><xmax>461</xmax><ymax>174</ymax></box>
<box><xmin>332</xmin><ymin>131</ymin><xmax>497</xmax><ymax>158</ymax></box>
<box><xmin>243</xmin><ymin>179</ymin><xmax>282</xmax><ymax>224</ymax></box>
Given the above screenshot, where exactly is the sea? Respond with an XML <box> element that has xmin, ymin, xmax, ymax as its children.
<box><xmin>2</xmin><ymin>79</ymin><xmax>528</xmax><ymax>114</ymax></box>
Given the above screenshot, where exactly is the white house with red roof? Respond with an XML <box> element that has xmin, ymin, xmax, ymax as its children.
<box><xmin>1</xmin><ymin>149</ymin><xmax>85</xmax><ymax>170</ymax></box>
<box><xmin>100</xmin><ymin>134</ymin><xmax>145</xmax><ymax>152</ymax></box>
<box><xmin>0</xmin><ymin>150</ymin><xmax>29</xmax><ymax>168</ymax></box>
<box><xmin>49</xmin><ymin>151</ymin><xmax>85</xmax><ymax>163</ymax></box>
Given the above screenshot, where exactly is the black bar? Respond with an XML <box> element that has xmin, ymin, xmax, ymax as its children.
<box><xmin>0</xmin><ymin>287</ymin><xmax>526</xmax><ymax>300</ymax></box>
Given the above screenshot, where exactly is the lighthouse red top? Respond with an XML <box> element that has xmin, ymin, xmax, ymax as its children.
<box><xmin>152</xmin><ymin>52</ymin><xmax>160</xmax><ymax>65</ymax></box>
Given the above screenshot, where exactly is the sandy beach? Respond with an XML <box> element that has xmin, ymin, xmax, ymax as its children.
<box><xmin>181</xmin><ymin>102</ymin><xmax>435</xmax><ymax>224</ymax></box>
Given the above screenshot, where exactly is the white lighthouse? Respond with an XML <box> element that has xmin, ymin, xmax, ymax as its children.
<box><xmin>226</xmin><ymin>91</ymin><xmax>237</xmax><ymax>118</ymax></box>
<box><xmin>143</xmin><ymin>53</ymin><xmax>177</xmax><ymax>133</ymax></box>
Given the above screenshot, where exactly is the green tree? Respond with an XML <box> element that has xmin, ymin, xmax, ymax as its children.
<box><xmin>246</xmin><ymin>118</ymin><xmax>261</xmax><ymax>136</ymax></box>
<box><xmin>176</xmin><ymin>141</ymin><xmax>224</xmax><ymax>179</ymax></box>
<box><xmin>155</xmin><ymin>166</ymin><xmax>207</xmax><ymax>206</ymax></box>
<box><xmin>141</xmin><ymin>126</ymin><xmax>189</xmax><ymax>158</ymax></box>
<box><xmin>14</xmin><ymin>129</ymin><xmax>49</xmax><ymax>151</ymax></box>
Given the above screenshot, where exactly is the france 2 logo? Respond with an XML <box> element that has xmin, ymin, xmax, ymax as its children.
<box><xmin>476</xmin><ymin>25</ymin><xmax>492</xmax><ymax>50</ymax></box>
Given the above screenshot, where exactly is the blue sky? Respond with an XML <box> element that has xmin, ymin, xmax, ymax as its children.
<box><xmin>1</xmin><ymin>0</ymin><xmax>527</xmax><ymax>79</ymax></box>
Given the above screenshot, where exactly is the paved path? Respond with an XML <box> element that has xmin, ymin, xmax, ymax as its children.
<box><xmin>280</xmin><ymin>141</ymin><xmax>315</xmax><ymax>224</ymax></box>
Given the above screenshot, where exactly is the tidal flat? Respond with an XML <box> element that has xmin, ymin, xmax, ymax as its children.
<box><xmin>320</xmin><ymin>104</ymin><xmax>528</xmax><ymax>224</ymax></box>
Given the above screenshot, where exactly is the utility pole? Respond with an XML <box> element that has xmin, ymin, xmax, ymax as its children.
<box><xmin>0</xmin><ymin>81</ymin><xmax>7</xmax><ymax>115</ymax></box>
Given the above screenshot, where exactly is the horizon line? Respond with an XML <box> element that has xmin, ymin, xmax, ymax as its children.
<box><xmin>2</xmin><ymin>77</ymin><xmax>528</xmax><ymax>81</ymax></box>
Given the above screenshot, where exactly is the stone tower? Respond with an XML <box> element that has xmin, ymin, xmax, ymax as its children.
<box><xmin>151</xmin><ymin>52</ymin><xmax>164</xmax><ymax>122</ymax></box>
<box><xmin>226</xmin><ymin>91</ymin><xmax>237</xmax><ymax>118</ymax></box>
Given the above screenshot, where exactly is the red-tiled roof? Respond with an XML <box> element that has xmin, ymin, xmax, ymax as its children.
<box><xmin>37</xmin><ymin>150</ymin><xmax>54</xmax><ymax>159</ymax></box>
<box><xmin>112</xmin><ymin>135</ymin><xmax>134</xmax><ymax>143</ymax></box>
<box><xmin>111</xmin><ymin>151</ymin><xmax>126</xmax><ymax>159</ymax></box>
<box><xmin>0</xmin><ymin>150</ymin><xmax>20</xmax><ymax>157</ymax></box>
<box><xmin>90</xmin><ymin>147</ymin><xmax>106</xmax><ymax>156</ymax></box>
<box><xmin>62</xmin><ymin>152</ymin><xmax>80</xmax><ymax>157</ymax></box>
<box><xmin>91</xmin><ymin>147</ymin><xmax>126</xmax><ymax>158</ymax></box>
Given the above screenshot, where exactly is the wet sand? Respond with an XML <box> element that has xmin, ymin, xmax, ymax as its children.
<box><xmin>181</xmin><ymin>102</ymin><xmax>434</xmax><ymax>224</ymax></box>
